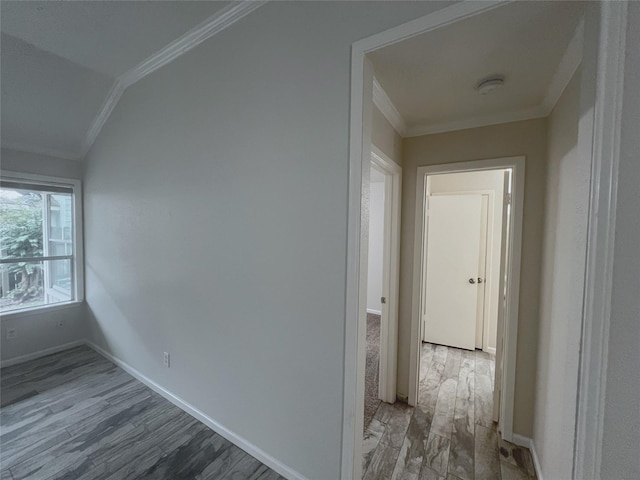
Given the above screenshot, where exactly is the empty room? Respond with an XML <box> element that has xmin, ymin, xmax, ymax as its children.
<box><xmin>1</xmin><ymin>1</ymin><xmax>638</xmax><ymax>480</ymax></box>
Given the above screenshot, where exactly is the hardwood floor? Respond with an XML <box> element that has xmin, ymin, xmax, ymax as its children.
<box><xmin>0</xmin><ymin>346</ymin><xmax>284</xmax><ymax>480</ymax></box>
<box><xmin>362</xmin><ymin>343</ymin><xmax>536</xmax><ymax>480</ymax></box>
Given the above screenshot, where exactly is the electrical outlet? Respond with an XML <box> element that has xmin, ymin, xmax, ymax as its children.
<box><xmin>56</xmin><ymin>320</ymin><xmax>64</xmax><ymax>328</ymax></box>
<box><xmin>163</xmin><ymin>352</ymin><xmax>170</xmax><ymax>368</ymax></box>
<box><xmin>6</xmin><ymin>328</ymin><xmax>17</xmax><ymax>340</ymax></box>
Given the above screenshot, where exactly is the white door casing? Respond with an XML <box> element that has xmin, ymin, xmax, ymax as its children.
<box><xmin>493</xmin><ymin>170</ymin><xmax>512</xmax><ymax>422</ymax></box>
<box><xmin>476</xmin><ymin>195</ymin><xmax>489</xmax><ymax>349</ymax></box>
<box><xmin>423</xmin><ymin>194</ymin><xmax>483</xmax><ymax>351</ymax></box>
<box><xmin>371</xmin><ymin>146</ymin><xmax>402</xmax><ymax>405</ymax></box>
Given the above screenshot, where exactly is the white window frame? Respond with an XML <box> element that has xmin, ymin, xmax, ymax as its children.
<box><xmin>0</xmin><ymin>170</ymin><xmax>84</xmax><ymax>317</ymax></box>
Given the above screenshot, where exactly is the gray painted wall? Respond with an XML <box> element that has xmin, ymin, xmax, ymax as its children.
<box><xmin>600</xmin><ymin>3</ymin><xmax>640</xmax><ymax>478</ymax></box>
<box><xmin>1</xmin><ymin>148</ymin><xmax>83</xmax><ymax>179</ymax></box>
<box><xmin>1</xmin><ymin>304</ymin><xmax>86</xmax><ymax>363</ymax></box>
<box><xmin>81</xmin><ymin>3</ymin><xmax>445</xmax><ymax>479</ymax></box>
<box><xmin>0</xmin><ymin>148</ymin><xmax>85</xmax><ymax>364</ymax></box>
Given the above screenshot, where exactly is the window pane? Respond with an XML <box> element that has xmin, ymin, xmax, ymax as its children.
<box><xmin>0</xmin><ymin>258</ymin><xmax>73</xmax><ymax>313</ymax></box>
<box><xmin>0</xmin><ymin>189</ymin><xmax>44</xmax><ymax>259</ymax></box>
<box><xmin>49</xmin><ymin>258</ymin><xmax>72</xmax><ymax>293</ymax></box>
<box><xmin>48</xmin><ymin>193</ymin><xmax>73</xmax><ymax>241</ymax></box>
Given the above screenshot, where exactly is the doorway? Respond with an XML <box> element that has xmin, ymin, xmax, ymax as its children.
<box><xmin>409</xmin><ymin>158</ymin><xmax>524</xmax><ymax>434</ymax></box>
<box><xmin>365</xmin><ymin>146</ymin><xmax>402</xmax><ymax>419</ymax></box>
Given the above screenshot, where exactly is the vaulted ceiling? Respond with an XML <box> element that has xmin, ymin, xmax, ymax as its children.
<box><xmin>1</xmin><ymin>1</ymin><xmax>233</xmax><ymax>160</ymax></box>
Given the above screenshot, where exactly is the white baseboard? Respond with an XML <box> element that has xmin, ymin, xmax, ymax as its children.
<box><xmin>84</xmin><ymin>340</ymin><xmax>309</xmax><ymax>480</ymax></box>
<box><xmin>512</xmin><ymin>434</ymin><xmax>544</xmax><ymax>480</ymax></box>
<box><xmin>486</xmin><ymin>347</ymin><xmax>496</xmax><ymax>355</ymax></box>
<box><xmin>367</xmin><ymin>308</ymin><xmax>382</xmax><ymax>315</ymax></box>
<box><xmin>1</xmin><ymin>340</ymin><xmax>85</xmax><ymax>368</ymax></box>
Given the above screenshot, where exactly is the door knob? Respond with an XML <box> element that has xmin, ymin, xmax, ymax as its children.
<box><xmin>478</xmin><ymin>278</ymin><xmax>483</xmax><ymax>284</ymax></box>
<box><xmin>469</xmin><ymin>278</ymin><xmax>476</xmax><ymax>284</ymax></box>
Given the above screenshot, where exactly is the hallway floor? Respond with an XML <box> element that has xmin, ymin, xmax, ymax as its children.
<box><xmin>362</xmin><ymin>343</ymin><xmax>536</xmax><ymax>479</ymax></box>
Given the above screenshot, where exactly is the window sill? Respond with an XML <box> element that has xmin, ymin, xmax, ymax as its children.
<box><xmin>0</xmin><ymin>300</ymin><xmax>84</xmax><ymax>321</ymax></box>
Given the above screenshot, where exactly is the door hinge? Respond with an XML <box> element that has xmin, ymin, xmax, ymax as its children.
<box><xmin>381</xmin><ymin>297</ymin><xmax>387</xmax><ymax>304</ymax></box>
<box><xmin>504</xmin><ymin>192</ymin><xmax>512</xmax><ymax>204</ymax></box>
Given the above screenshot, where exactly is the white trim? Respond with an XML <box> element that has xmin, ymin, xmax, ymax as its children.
<box><xmin>0</xmin><ymin>170</ymin><xmax>84</xmax><ymax>307</ymax></box>
<box><xmin>77</xmin><ymin>1</ymin><xmax>266</xmax><ymax>159</ymax></box>
<box><xmin>372</xmin><ymin>78</ymin><xmax>407</xmax><ymax>136</ymax></box>
<box><xmin>405</xmin><ymin>105</ymin><xmax>547</xmax><ymax>138</ymax></box>
<box><xmin>530</xmin><ymin>440</ymin><xmax>544</xmax><ymax>480</ymax></box>
<box><xmin>408</xmin><ymin>157</ymin><xmax>524</xmax><ymax>443</ymax></box>
<box><xmin>512</xmin><ymin>434</ymin><xmax>544</xmax><ymax>480</ymax></box>
<box><xmin>0</xmin><ymin>339</ymin><xmax>85</xmax><ymax>368</ymax></box>
<box><xmin>574</xmin><ymin>2</ymin><xmax>628</xmax><ymax>479</ymax></box>
<box><xmin>85</xmin><ymin>340</ymin><xmax>310</xmax><ymax>480</ymax></box>
<box><xmin>366</xmin><ymin>309</ymin><xmax>382</xmax><ymax>316</ymax></box>
<box><xmin>370</xmin><ymin>146</ymin><xmax>401</xmax><ymax>405</ymax></box>
<box><xmin>80</xmin><ymin>82</ymin><xmax>125</xmax><ymax>157</ymax></box>
<box><xmin>487</xmin><ymin>346</ymin><xmax>496</xmax><ymax>355</ymax></box>
<box><xmin>119</xmin><ymin>2</ymin><xmax>266</xmax><ymax>87</ymax></box>
<box><xmin>542</xmin><ymin>19</ymin><xmax>584</xmax><ymax>114</ymax></box>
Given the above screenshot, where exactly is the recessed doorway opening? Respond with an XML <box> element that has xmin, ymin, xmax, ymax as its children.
<box><xmin>409</xmin><ymin>158</ymin><xmax>524</xmax><ymax>436</ymax></box>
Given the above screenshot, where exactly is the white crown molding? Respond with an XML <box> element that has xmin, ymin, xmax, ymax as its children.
<box><xmin>80</xmin><ymin>82</ymin><xmax>126</xmax><ymax>156</ymax></box>
<box><xmin>373</xmin><ymin>12</ymin><xmax>584</xmax><ymax>140</ymax></box>
<box><xmin>119</xmin><ymin>1</ymin><xmax>266</xmax><ymax>88</ymax></box>
<box><xmin>1</xmin><ymin>141</ymin><xmax>82</xmax><ymax>162</ymax></box>
<box><xmin>542</xmin><ymin>18</ymin><xmax>584</xmax><ymax>113</ymax></box>
<box><xmin>372</xmin><ymin>77</ymin><xmax>407</xmax><ymax>136</ymax></box>
<box><xmin>405</xmin><ymin>104</ymin><xmax>548</xmax><ymax>137</ymax></box>
<box><xmin>78</xmin><ymin>0</ymin><xmax>267</xmax><ymax>159</ymax></box>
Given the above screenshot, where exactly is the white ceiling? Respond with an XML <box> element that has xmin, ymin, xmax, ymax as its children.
<box><xmin>369</xmin><ymin>1</ymin><xmax>585</xmax><ymax>136</ymax></box>
<box><xmin>1</xmin><ymin>0</ymin><xmax>230</xmax><ymax>159</ymax></box>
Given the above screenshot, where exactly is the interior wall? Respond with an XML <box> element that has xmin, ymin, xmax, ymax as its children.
<box><xmin>1</xmin><ymin>304</ymin><xmax>86</xmax><ymax>365</ymax></box>
<box><xmin>428</xmin><ymin>169</ymin><xmax>505</xmax><ymax>352</ymax></box>
<box><xmin>372</xmin><ymin>105</ymin><xmax>403</xmax><ymax>165</ymax></box>
<box><xmin>601</xmin><ymin>3</ymin><xmax>640</xmax><ymax>477</ymax></box>
<box><xmin>367</xmin><ymin>177</ymin><xmax>385</xmax><ymax>314</ymax></box>
<box><xmin>0</xmin><ymin>148</ymin><xmax>85</xmax><ymax>364</ymax></box>
<box><xmin>80</xmin><ymin>2</ymin><xmax>446</xmax><ymax>479</ymax></box>
<box><xmin>533</xmin><ymin>68</ymin><xmax>585</xmax><ymax>479</ymax></box>
<box><xmin>401</xmin><ymin>118</ymin><xmax>548</xmax><ymax>437</ymax></box>
<box><xmin>1</xmin><ymin>148</ymin><xmax>83</xmax><ymax>179</ymax></box>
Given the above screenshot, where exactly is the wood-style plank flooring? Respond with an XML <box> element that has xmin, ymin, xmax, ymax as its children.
<box><xmin>362</xmin><ymin>343</ymin><xmax>537</xmax><ymax>480</ymax></box>
<box><xmin>0</xmin><ymin>346</ymin><xmax>284</xmax><ymax>480</ymax></box>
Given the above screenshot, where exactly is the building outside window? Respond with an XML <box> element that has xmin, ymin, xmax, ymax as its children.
<box><xmin>0</xmin><ymin>173</ymin><xmax>83</xmax><ymax>314</ymax></box>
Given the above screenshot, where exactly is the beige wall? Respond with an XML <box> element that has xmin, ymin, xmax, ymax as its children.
<box><xmin>428</xmin><ymin>170</ymin><xmax>506</xmax><ymax>353</ymax></box>
<box><xmin>400</xmin><ymin>118</ymin><xmax>548</xmax><ymax>436</ymax></box>
<box><xmin>372</xmin><ymin>105</ymin><xmax>402</xmax><ymax>164</ymax></box>
<box><xmin>533</xmin><ymin>69</ymin><xmax>584</xmax><ymax>479</ymax></box>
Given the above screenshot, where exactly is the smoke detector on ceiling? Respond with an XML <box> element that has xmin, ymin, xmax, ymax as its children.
<box><xmin>476</xmin><ymin>76</ymin><xmax>505</xmax><ymax>95</ymax></box>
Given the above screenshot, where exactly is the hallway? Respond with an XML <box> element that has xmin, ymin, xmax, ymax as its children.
<box><xmin>362</xmin><ymin>344</ymin><xmax>536</xmax><ymax>479</ymax></box>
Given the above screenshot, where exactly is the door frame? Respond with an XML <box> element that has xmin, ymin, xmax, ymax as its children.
<box><xmin>370</xmin><ymin>146</ymin><xmax>402</xmax><ymax>404</ymax></box>
<box><xmin>409</xmin><ymin>158</ymin><xmax>524</xmax><ymax>443</ymax></box>
<box><xmin>427</xmin><ymin>188</ymin><xmax>498</xmax><ymax>354</ymax></box>
<box><xmin>342</xmin><ymin>1</ymin><xmax>625</xmax><ymax>478</ymax></box>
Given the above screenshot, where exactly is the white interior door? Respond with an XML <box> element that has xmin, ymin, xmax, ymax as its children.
<box><xmin>423</xmin><ymin>194</ymin><xmax>483</xmax><ymax>350</ymax></box>
<box><xmin>493</xmin><ymin>170</ymin><xmax>511</xmax><ymax>422</ymax></box>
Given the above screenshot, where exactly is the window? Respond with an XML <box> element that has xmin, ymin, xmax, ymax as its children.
<box><xmin>0</xmin><ymin>173</ymin><xmax>83</xmax><ymax>314</ymax></box>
